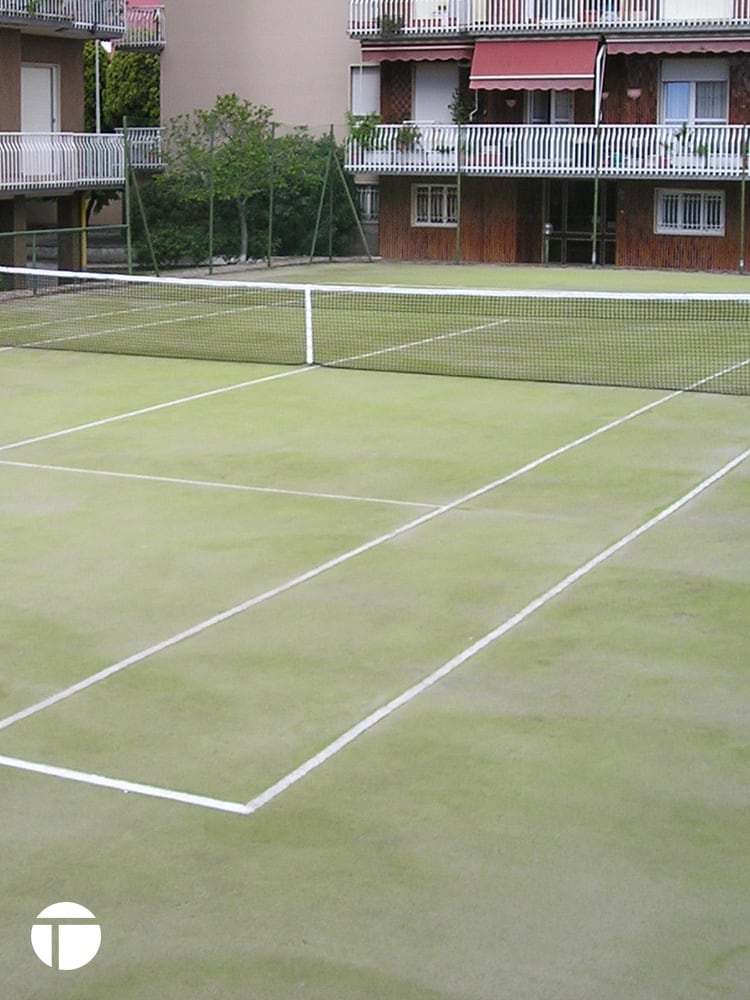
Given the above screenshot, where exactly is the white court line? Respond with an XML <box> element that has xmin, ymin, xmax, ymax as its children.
<box><xmin>26</xmin><ymin>296</ymin><xmax>299</xmax><ymax>348</ymax></box>
<box><xmin>0</xmin><ymin>364</ymin><xmax>312</xmax><ymax>454</ymax></box>
<box><xmin>0</xmin><ymin>754</ymin><xmax>247</xmax><ymax>815</ymax></box>
<box><xmin>1</xmin><ymin>442</ymin><xmax>746</xmax><ymax>816</ymax></box>
<box><xmin>0</xmin><ymin>459</ymin><xmax>436</xmax><ymax>510</ymax></box>
<box><xmin>330</xmin><ymin>317</ymin><xmax>511</xmax><ymax>366</ymax></box>
<box><xmin>242</xmin><ymin>442</ymin><xmax>750</xmax><ymax>815</ymax></box>
<box><xmin>0</xmin><ymin>386</ymin><xmax>696</xmax><ymax>736</ymax></box>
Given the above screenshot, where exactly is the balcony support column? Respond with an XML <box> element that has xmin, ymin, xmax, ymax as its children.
<box><xmin>0</xmin><ymin>195</ymin><xmax>27</xmax><ymax>287</ymax></box>
<box><xmin>57</xmin><ymin>193</ymin><xmax>84</xmax><ymax>271</ymax></box>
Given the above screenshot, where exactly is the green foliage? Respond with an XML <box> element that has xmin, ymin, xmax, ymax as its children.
<box><xmin>449</xmin><ymin>85</ymin><xmax>477</xmax><ymax>125</ymax></box>
<box><xmin>346</xmin><ymin>112</ymin><xmax>383</xmax><ymax>150</ymax></box>
<box><xmin>162</xmin><ymin>94</ymin><xmax>275</xmax><ymax>261</ymax></box>
<box><xmin>102</xmin><ymin>50</ymin><xmax>160</xmax><ymax>131</ymax></box>
<box><xmin>149</xmin><ymin>95</ymin><xmax>356</xmax><ymax>266</ymax></box>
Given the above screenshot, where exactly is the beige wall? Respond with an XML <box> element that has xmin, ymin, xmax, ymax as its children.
<box><xmin>160</xmin><ymin>0</ymin><xmax>360</xmax><ymax>134</ymax></box>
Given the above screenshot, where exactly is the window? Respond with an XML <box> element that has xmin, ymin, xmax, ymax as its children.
<box><xmin>350</xmin><ymin>65</ymin><xmax>380</xmax><ymax>117</ymax></box>
<box><xmin>661</xmin><ymin>59</ymin><xmax>728</xmax><ymax>126</ymax></box>
<box><xmin>654</xmin><ymin>189</ymin><xmax>725</xmax><ymax>236</ymax></box>
<box><xmin>412</xmin><ymin>184</ymin><xmax>457</xmax><ymax>226</ymax></box>
<box><xmin>528</xmin><ymin>90</ymin><xmax>574</xmax><ymax>124</ymax></box>
<box><xmin>357</xmin><ymin>184</ymin><xmax>379</xmax><ymax>222</ymax></box>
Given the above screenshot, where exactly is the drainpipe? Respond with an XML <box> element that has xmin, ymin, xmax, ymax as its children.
<box><xmin>740</xmin><ymin>126</ymin><xmax>747</xmax><ymax>274</ymax></box>
<box><xmin>455</xmin><ymin>121</ymin><xmax>462</xmax><ymax>264</ymax></box>
<box><xmin>591</xmin><ymin>41</ymin><xmax>607</xmax><ymax>267</ymax></box>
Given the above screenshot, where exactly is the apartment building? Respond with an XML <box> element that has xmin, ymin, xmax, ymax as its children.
<box><xmin>0</xmin><ymin>1</ymin><xmax>164</xmax><ymax>273</ymax></box>
<box><xmin>345</xmin><ymin>1</ymin><xmax>750</xmax><ymax>271</ymax></box>
<box><xmin>160</xmin><ymin>0</ymin><xmax>359</xmax><ymax>131</ymax></box>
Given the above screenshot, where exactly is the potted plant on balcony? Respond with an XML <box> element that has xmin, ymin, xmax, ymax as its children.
<box><xmin>395</xmin><ymin>123</ymin><xmax>422</xmax><ymax>152</ymax></box>
<box><xmin>346</xmin><ymin>112</ymin><xmax>384</xmax><ymax>151</ymax></box>
<box><xmin>377</xmin><ymin>13</ymin><xmax>404</xmax><ymax>36</ymax></box>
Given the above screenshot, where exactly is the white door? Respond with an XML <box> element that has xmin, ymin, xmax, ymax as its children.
<box><xmin>21</xmin><ymin>64</ymin><xmax>58</xmax><ymax>177</ymax></box>
<box><xmin>413</xmin><ymin>63</ymin><xmax>459</xmax><ymax>123</ymax></box>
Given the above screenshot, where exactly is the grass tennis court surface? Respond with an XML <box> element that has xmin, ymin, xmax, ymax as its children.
<box><xmin>1</xmin><ymin>275</ymin><xmax>749</xmax><ymax>998</ymax></box>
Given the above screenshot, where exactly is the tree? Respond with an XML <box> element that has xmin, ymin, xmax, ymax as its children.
<box><xmin>163</xmin><ymin>94</ymin><xmax>276</xmax><ymax>262</ymax></box>
<box><xmin>102</xmin><ymin>50</ymin><xmax>160</xmax><ymax>131</ymax></box>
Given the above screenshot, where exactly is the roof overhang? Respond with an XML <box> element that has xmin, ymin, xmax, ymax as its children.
<box><xmin>607</xmin><ymin>37</ymin><xmax>749</xmax><ymax>56</ymax></box>
<box><xmin>362</xmin><ymin>42</ymin><xmax>474</xmax><ymax>63</ymax></box>
<box><xmin>469</xmin><ymin>38</ymin><xmax>600</xmax><ymax>91</ymax></box>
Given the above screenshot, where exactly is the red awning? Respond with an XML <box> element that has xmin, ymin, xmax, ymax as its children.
<box><xmin>607</xmin><ymin>37</ymin><xmax>749</xmax><ymax>56</ymax></box>
<box><xmin>469</xmin><ymin>38</ymin><xmax>599</xmax><ymax>91</ymax></box>
<box><xmin>362</xmin><ymin>43</ymin><xmax>474</xmax><ymax>63</ymax></box>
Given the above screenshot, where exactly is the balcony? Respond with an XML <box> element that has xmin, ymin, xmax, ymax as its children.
<box><xmin>118</xmin><ymin>4</ymin><xmax>165</xmax><ymax>50</ymax></box>
<box><xmin>349</xmin><ymin>0</ymin><xmax>750</xmax><ymax>36</ymax></box>
<box><xmin>345</xmin><ymin>122</ymin><xmax>750</xmax><ymax>179</ymax></box>
<box><xmin>0</xmin><ymin>129</ymin><xmax>163</xmax><ymax>193</ymax></box>
<box><xmin>0</xmin><ymin>0</ymin><xmax>125</xmax><ymax>38</ymax></box>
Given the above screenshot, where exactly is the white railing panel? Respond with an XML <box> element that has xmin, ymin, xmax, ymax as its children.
<box><xmin>120</xmin><ymin>5</ymin><xmax>165</xmax><ymax>48</ymax></box>
<box><xmin>115</xmin><ymin>127</ymin><xmax>163</xmax><ymax>170</ymax></box>
<box><xmin>0</xmin><ymin>0</ymin><xmax>124</xmax><ymax>34</ymax></box>
<box><xmin>0</xmin><ymin>132</ymin><xmax>126</xmax><ymax>192</ymax></box>
<box><xmin>348</xmin><ymin>0</ymin><xmax>750</xmax><ymax>34</ymax></box>
<box><xmin>345</xmin><ymin>123</ymin><xmax>750</xmax><ymax>179</ymax></box>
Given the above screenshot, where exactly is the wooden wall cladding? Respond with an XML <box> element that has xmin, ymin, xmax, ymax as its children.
<box><xmin>616</xmin><ymin>181</ymin><xmax>749</xmax><ymax>272</ymax></box>
<box><xmin>379</xmin><ymin>176</ymin><xmax>541</xmax><ymax>263</ymax></box>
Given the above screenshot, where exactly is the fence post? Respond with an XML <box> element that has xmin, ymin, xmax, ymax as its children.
<box><xmin>123</xmin><ymin>117</ymin><xmax>133</xmax><ymax>274</ymax></box>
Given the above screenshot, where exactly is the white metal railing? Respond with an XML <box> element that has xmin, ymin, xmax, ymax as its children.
<box><xmin>120</xmin><ymin>4</ymin><xmax>165</xmax><ymax>48</ymax></box>
<box><xmin>0</xmin><ymin>130</ymin><xmax>163</xmax><ymax>193</ymax></box>
<box><xmin>116</xmin><ymin>127</ymin><xmax>163</xmax><ymax>170</ymax></box>
<box><xmin>0</xmin><ymin>0</ymin><xmax>124</xmax><ymax>34</ymax></box>
<box><xmin>349</xmin><ymin>0</ymin><xmax>750</xmax><ymax>34</ymax></box>
<box><xmin>345</xmin><ymin>123</ymin><xmax>750</xmax><ymax>178</ymax></box>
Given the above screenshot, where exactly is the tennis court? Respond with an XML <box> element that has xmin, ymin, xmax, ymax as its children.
<box><xmin>1</xmin><ymin>262</ymin><xmax>749</xmax><ymax>1000</ymax></box>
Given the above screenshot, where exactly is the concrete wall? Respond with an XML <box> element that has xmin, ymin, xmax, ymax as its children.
<box><xmin>160</xmin><ymin>0</ymin><xmax>360</xmax><ymax>133</ymax></box>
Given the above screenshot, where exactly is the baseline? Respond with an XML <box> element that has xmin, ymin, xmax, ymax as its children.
<box><xmin>0</xmin><ymin>754</ymin><xmax>247</xmax><ymax>815</ymax></box>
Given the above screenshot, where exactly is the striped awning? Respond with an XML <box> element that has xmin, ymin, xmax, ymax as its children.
<box><xmin>607</xmin><ymin>37</ymin><xmax>749</xmax><ymax>55</ymax></box>
<box><xmin>470</xmin><ymin>38</ymin><xmax>600</xmax><ymax>91</ymax></box>
<box><xmin>362</xmin><ymin>42</ymin><xmax>474</xmax><ymax>63</ymax></box>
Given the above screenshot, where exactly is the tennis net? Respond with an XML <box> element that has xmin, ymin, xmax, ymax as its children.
<box><xmin>2</xmin><ymin>265</ymin><xmax>749</xmax><ymax>395</ymax></box>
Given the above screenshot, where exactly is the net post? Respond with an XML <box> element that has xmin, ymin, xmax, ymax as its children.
<box><xmin>304</xmin><ymin>285</ymin><xmax>314</xmax><ymax>364</ymax></box>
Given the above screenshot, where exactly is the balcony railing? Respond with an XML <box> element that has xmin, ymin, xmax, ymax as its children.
<box><xmin>0</xmin><ymin>129</ymin><xmax>163</xmax><ymax>193</ymax></box>
<box><xmin>0</xmin><ymin>0</ymin><xmax>125</xmax><ymax>36</ymax></box>
<box><xmin>119</xmin><ymin>4</ymin><xmax>165</xmax><ymax>49</ymax></box>
<box><xmin>349</xmin><ymin>0</ymin><xmax>750</xmax><ymax>35</ymax></box>
<box><xmin>346</xmin><ymin>123</ymin><xmax>750</xmax><ymax>179</ymax></box>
